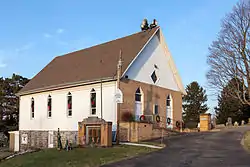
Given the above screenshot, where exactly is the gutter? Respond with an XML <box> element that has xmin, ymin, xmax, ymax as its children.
<box><xmin>16</xmin><ymin>77</ymin><xmax>117</xmax><ymax>96</ymax></box>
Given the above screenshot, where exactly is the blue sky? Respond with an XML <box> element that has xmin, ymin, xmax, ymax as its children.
<box><xmin>0</xmin><ymin>0</ymin><xmax>238</xmax><ymax>112</ymax></box>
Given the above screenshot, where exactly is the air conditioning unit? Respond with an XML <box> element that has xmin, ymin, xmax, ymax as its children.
<box><xmin>142</xmin><ymin>114</ymin><xmax>161</xmax><ymax>123</ymax></box>
<box><xmin>143</xmin><ymin>115</ymin><xmax>154</xmax><ymax>122</ymax></box>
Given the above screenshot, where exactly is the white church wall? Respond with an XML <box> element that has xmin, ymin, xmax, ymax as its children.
<box><xmin>124</xmin><ymin>32</ymin><xmax>180</xmax><ymax>92</ymax></box>
<box><xmin>19</xmin><ymin>81</ymin><xmax>117</xmax><ymax>131</ymax></box>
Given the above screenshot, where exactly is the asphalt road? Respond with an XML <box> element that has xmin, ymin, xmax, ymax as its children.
<box><xmin>103</xmin><ymin>126</ymin><xmax>250</xmax><ymax>167</ymax></box>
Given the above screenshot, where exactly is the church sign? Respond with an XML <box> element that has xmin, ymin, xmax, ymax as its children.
<box><xmin>21</xmin><ymin>134</ymin><xmax>28</xmax><ymax>144</ymax></box>
<box><xmin>115</xmin><ymin>88</ymin><xmax>123</xmax><ymax>103</ymax></box>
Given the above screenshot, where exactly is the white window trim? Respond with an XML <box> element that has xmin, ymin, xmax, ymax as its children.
<box><xmin>47</xmin><ymin>111</ymin><xmax>52</xmax><ymax>119</ymax></box>
<box><xmin>31</xmin><ymin>98</ymin><xmax>34</xmax><ymax>120</ymax></box>
<box><xmin>135</xmin><ymin>87</ymin><xmax>144</xmax><ymax>116</ymax></box>
<box><xmin>67</xmin><ymin>93</ymin><xmax>72</xmax><ymax>118</ymax></box>
<box><xmin>90</xmin><ymin>90</ymin><xmax>97</xmax><ymax>116</ymax></box>
<box><xmin>67</xmin><ymin>109</ymin><xmax>73</xmax><ymax>117</ymax></box>
<box><xmin>47</xmin><ymin>95</ymin><xmax>52</xmax><ymax>118</ymax></box>
<box><xmin>151</xmin><ymin>69</ymin><xmax>160</xmax><ymax>84</ymax></box>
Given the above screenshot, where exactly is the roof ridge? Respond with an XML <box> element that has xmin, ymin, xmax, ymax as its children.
<box><xmin>18</xmin><ymin>26</ymin><xmax>159</xmax><ymax>95</ymax></box>
<box><xmin>57</xmin><ymin>27</ymin><xmax>160</xmax><ymax>58</ymax></box>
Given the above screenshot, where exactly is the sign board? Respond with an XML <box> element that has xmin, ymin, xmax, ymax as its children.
<box><xmin>21</xmin><ymin>134</ymin><xmax>28</xmax><ymax>144</ymax></box>
<box><xmin>115</xmin><ymin>88</ymin><xmax>123</xmax><ymax>103</ymax></box>
<box><xmin>200</xmin><ymin>117</ymin><xmax>207</xmax><ymax>121</ymax></box>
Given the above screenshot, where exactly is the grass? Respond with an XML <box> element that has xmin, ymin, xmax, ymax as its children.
<box><xmin>0</xmin><ymin>145</ymin><xmax>156</xmax><ymax>167</ymax></box>
<box><xmin>0</xmin><ymin>148</ymin><xmax>13</xmax><ymax>161</ymax></box>
<box><xmin>0</xmin><ymin>151</ymin><xmax>13</xmax><ymax>160</ymax></box>
<box><xmin>242</xmin><ymin>131</ymin><xmax>250</xmax><ymax>152</ymax></box>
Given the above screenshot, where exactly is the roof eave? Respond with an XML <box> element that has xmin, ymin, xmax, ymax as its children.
<box><xmin>17</xmin><ymin>76</ymin><xmax>116</xmax><ymax>96</ymax></box>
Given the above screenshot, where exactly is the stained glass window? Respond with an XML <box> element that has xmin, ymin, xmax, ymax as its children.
<box><xmin>48</xmin><ymin>95</ymin><xmax>52</xmax><ymax>117</ymax></box>
<box><xmin>31</xmin><ymin>97</ymin><xmax>34</xmax><ymax>118</ymax></box>
<box><xmin>67</xmin><ymin>92</ymin><xmax>72</xmax><ymax>116</ymax></box>
<box><xmin>90</xmin><ymin>89</ymin><xmax>96</xmax><ymax>115</ymax></box>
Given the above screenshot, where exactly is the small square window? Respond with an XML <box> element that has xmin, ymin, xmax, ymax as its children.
<box><xmin>154</xmin><ymin>104</ymin><xmax>159</xmax><ymax>115</ymax></box>
<box><xmin>151</xmin><ymin>71</ymin><xmax>158</xmax><ymax>83</ymax></box>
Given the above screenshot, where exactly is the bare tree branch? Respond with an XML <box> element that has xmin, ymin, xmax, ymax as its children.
<box><xmin>207</xmin><ymin>0</ymin><xmax>250</xmax><ymax>105</ymax></box>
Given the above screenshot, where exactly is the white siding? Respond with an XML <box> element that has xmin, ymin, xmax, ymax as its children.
<box><xmin>19</xmin><ymin>81</ymin><xmax>117</xmax><ymax>131</ymax></box>
<box><xmin>125</xmin><ymin>33</ymin><xmax>179</xmax><ymax>91</ymax></box>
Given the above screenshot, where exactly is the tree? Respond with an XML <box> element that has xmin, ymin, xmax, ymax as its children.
<box><xmin>182</xmin><ymin>81</ymin><xmax>209</xmax><ymax>123</ymax></box>
<box><xmin>207</xmin><ymin>0</ymin><xmax>250</xmax><ymax>105</ymax></box>
<box><xmin>0</xmin><ymin>74</ymin><xmax>29</xmax><ymax>135</ymax></box>
<box><xmin>215</xmin><ymin>78</ymin><xmax>250</xmax><ymax>124</ymax></box>
<box><xmin>215</xmin><ymin>79</ymin><xmax>243</xmax><ymax>124</ymax></box>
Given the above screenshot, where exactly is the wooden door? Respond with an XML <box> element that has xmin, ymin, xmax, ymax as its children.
<box><xmin>86</xmin><ymin>126</ymin><xmax>101</xmax><ymax>144</ymax></box>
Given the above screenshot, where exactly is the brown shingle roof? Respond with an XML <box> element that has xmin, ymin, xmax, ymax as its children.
<box><xmin>19</xmin><ymin>27</ymin><xmax>159</xmax><ymax>95</ymax></box>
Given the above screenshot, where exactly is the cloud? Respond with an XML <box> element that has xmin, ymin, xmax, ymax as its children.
<box><xmin>44</xmin><ymin>33</ymin><xmax>52</xmax><ymax>38</ymax></box>
<box><xmin>15</xmin><ymin>43</ymin><xmax>34</xmax><ymax>53</ymax></box>
<box><xmin>43</xmin><ymin>28</ymin><xmax>65</xmax><ymax>38</ymax></box>
<box><xmin>56</xmin><ymin>28</ymin><xmax>64</xmax><ymax>34</ymax></box>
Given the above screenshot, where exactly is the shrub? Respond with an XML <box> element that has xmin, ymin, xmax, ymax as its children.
<box><xmin>121</xmin><ymin>112</ymin><xmax>135</xmax><ymax>122</ymax></box>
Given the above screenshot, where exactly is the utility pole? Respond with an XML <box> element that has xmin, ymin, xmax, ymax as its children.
<box><xmin>116</xmin><ymin>49</ymin><xmax>122</xmax><ymax>145</ymax></box>
<box><xmin>100</xmin><ymin>60</ymin><xmax>103</xmax><ymax>120</ymax></box>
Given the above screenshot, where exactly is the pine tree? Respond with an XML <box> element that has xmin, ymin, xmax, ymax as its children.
<box><xmin>183</xmin><ymin>81</ymin><xmax>208</xmax><ymax>123</ymax></box>
<box><xmin>215</xmin><ymin>78</ymin><xmax>250</xmax><ymax>124</ymax></box>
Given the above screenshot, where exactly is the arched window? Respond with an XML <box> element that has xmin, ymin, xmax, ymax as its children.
<box><xmin>67</xmin><ymin>92</ymin><xmax>72</xmax><ymax>116</ymax></box>
<box><xmin>31</xmin><ymin>97</ymin><xmax>34</xmax><ymax>119</ymax></box>
<box><xmin>48</xmin><ymin>95</ymin><xmax>52</xmax><ymax>118</ymax></box>
<box><xmin>135</xmin><ymin>87</ymin><xmax>144</xmax><ymax>120</ymax></box>
<box><xmin>90</xmin><ymin>89</ymin><xmax>96</xmax><ymax>115</ymax></box>
<box><xmin>166</xmin><ymin>94</ymin><xmax>173</xmax><ymax>129</ymax></box>
<box><xmin>135</xmin><ymin>88</ymin><xmax>142</xmax><ymax>102</ymax></box>
<box><xmin>167</xmin><ymin>95</ymin><xmax>171</xmax><ymax>107</ymax></box>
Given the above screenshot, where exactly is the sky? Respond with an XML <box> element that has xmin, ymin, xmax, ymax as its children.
<box><xmin>0</xmin><ymin>0</ymin><xmax>239</xmax><ymax>113</ymax></box>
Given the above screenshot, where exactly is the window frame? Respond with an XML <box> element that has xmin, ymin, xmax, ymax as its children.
<box><xmin>67</xmin><ymin>92</ymin><xmax>72</xmax><ymax>117</ymax></box>
<box><xmin>135</xmin><ymin>88</ymin><xmax>142</xmax><ymax>102</ymax></box>
<box><xmin>153</xmin><ymin>104</ymin><xmax>159</xmax><ymax>115</ymax></box>
<box><xmin>166</xmin><ymin>95</ymin><xmax>171</xmax><ymax>107</ymax></box>
<box><xmin>31</xmin><ymin>97</ymin><xmax>35</xmax><ymax>119</ymax></box>
<box><xmin>90</xmin><ymin>89</ymin><xmax>97</xmax><ymax>115</ymax></box>
<box><xmin>47</xmin><ymin>95</ymin><xmax>52</xmax><ymax>118</ymax></box>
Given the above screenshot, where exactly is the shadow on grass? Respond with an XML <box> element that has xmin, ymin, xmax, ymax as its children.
<box><xmin>0</xmin><ymin>145</ymin><xmax>158</xmax><ymax>167</ymax></box>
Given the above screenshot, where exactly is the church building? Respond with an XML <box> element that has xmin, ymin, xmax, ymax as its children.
<box><xmin>16</xmin><ymin>25</ymin><xmax>186</xmax><ymax>151</ymax></box>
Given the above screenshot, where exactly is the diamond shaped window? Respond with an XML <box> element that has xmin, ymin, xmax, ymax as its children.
<box><xmin>151</xmin><ymin>71</ymin><xmax>158</xmax><ymax>83</ymax></box>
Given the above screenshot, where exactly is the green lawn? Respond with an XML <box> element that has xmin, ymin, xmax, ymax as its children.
<box><xmin>0</xmin><ymin>150</ymin><xmax>13</xmax><ymax>160</ymax></box>
<box><xmin>0</xmin><ymin>145</ymin><xmax>156</xmax><ymax>167</ymax></box>
<box><xmin>243</xmin><ymin>131</ymin><xmax>250</xmax><ymax>151</ymax></box>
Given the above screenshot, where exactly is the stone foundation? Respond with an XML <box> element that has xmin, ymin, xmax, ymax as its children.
<box><xmin>19</xmin><ymin>130</ymin><xmax>77</xmax><ymax>151</ymax></box>
<box><xmin>53</xmin><ymin>131</ymin><xmax>78</xmax><ymax>148</ymax></box>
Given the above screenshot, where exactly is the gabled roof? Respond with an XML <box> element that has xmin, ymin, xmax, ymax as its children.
<box><xmin>18</xmin><ymin>27</ymin><xmax>159</xmax><ymax>95</ymax></box>
<box><xmin>157</xmin><ymin>29</ymin><xmax>187</xmax><ymax>95</ymax></box>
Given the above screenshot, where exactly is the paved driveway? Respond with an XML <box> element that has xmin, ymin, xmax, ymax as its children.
<box><xmin>103</xmin><ymin>126</ymin><xmax>250</xmax><ymax>167</ymax></box>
